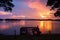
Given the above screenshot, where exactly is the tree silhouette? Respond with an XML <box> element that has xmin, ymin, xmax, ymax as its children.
<box><xmin>47</xmin><ymin>0</ymin><xmax>60</xmax><ymax>17</ymax></box>
<box><xmin>0</xmin><ymin>0</ymin><xmax>14</xmax><ymax>12</ymax></box>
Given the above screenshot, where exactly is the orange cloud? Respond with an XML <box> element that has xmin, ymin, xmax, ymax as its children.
<box><xmin>27</xmin><ymin>0</ymin><xmax>54</xmax><ymax>19</ymax></box>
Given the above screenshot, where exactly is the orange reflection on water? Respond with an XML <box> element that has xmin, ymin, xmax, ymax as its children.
<box><xmin>44</xmin><ymin>21</ymin><xmax>52</xmax><ymax>32</ymax></box>
<box><xmin>0</xmin><ymin>24</ymin><xmax>9</xmax><ymax>30</ymax></box>
<box><xmin>38</xmin><ymin>21</ymin><xmax>52</xmax><ymax>34</ymax></box>
<box><xmin>19</xmin><ymin>21</ymin><xmax>25</xmax><ymax>26</ymax></box>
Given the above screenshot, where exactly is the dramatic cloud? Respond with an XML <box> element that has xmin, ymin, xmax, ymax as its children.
<box><xmin>16</xmin><ymin>0</ymin><xmax>55</xmax><ymax>19</ymax></box>
<box><xmin>26</xmin><ymin>0</ymin><xmax>54</xmax><ymax>19</ymax></box>
<box><xmin>0</xmin><ymin>0</ymin><xmax>55</xmax><ymax>19</ymax></box>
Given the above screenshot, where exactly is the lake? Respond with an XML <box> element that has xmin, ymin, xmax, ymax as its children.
<box><xmin>0</xmin><ymin>20</ymin><xmax>60</xmax><ymax>35</ymax></box>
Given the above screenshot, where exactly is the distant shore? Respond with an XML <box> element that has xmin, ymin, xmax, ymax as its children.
<box><xmin>0</xmin><ymin>19</ymin><xmax>60</xmax><ymax>21</ymax></box>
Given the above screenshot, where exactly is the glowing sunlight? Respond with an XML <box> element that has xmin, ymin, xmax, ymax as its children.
<box><xmin>39</xmin><ymin>12</ymin><xmax>52</xmax><ymax>33</ymax></box>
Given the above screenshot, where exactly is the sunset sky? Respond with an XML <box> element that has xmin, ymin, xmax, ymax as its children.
<box><xmin>0</xmin><ymin>0</ymin><xmax>57</xmax><ymax>19</ymax></box>
<box><xmin>0</xmin><ymin>0</ymin><xmax>60</xmax><ymax>35</ymax></box>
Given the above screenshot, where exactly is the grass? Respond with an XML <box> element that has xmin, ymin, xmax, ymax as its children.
<box><xmin>0</xmin><ymin>34</ymin><xmax>60</xmax><ymax>40</ymax></box>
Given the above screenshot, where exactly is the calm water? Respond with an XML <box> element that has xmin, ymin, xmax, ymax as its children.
<box><xmin>0</xmin><ymin>20</ymin><xmax>60</xmax><ymax>35</ymax></box>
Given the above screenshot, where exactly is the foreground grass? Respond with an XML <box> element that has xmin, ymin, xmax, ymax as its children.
<box><xmin>0</xmin><ymin>34</ymin><xmax>60</xmax><ymax>40</ymax></box>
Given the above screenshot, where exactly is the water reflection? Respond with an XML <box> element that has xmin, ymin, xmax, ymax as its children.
<box><xmin>38</xmin><ymin>21</ymin><xmax>52</xmax><ymax>34</ymax></box>
<box><xmin>19</xmin><ymin>21</ymin><xmax>25</xmax><ymax>26</ymax></box>
<box><xmin>0</xmin><ymin>24</ymin><xmax>9</xmax><ymax>30</ymax></box>
<box><xmin>0</xmin><ymin>20</ymin><xmax>60</xmax><ymax>35</ymax></box>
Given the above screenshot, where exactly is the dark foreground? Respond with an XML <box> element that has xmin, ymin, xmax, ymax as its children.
<box><xmin>0</xmin><ymin>34</ymin><xmax>60</xmax><ymax>40</ymax></box>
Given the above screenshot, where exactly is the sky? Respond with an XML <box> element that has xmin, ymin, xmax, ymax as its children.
<box><xmin>0</xmin><ymin>0</ymin><xmax>60</xmax><ymax>35</ymax></box>
<box><xmin>0</xmin><ymin>0</ymin><xmax>57</xmax><ymax>19</ymax></box>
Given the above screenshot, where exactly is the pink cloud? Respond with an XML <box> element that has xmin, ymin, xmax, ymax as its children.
<box><xmin>26</xmin><ymin>0</ymin><xmax>54</xmax><ymax>19</ymax></box>
<box><xmin>9</xmin><ymin>15</ymin><xmax>26</xmax><ymax>19</ymax></box>
<box><xmin>0</xmin><ymin>11</ymin><xmax>12</xmax><ymax>15</ymax></box>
